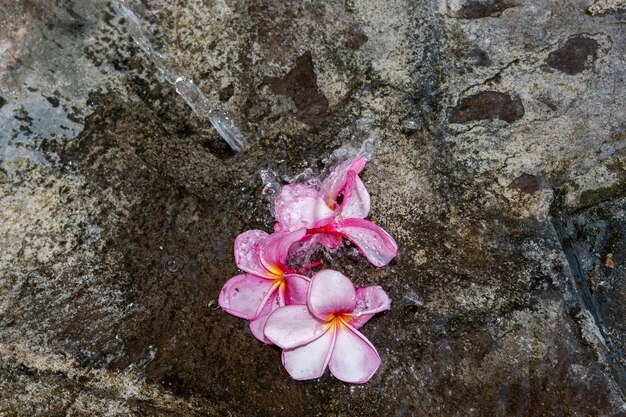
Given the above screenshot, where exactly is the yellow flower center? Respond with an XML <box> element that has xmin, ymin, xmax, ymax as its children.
<box><xmin>326</xmin><ymin>312</ymin><xmax>353</xmax><ymax>329</ymax></box>
<box><xmin>265</xmin><ymin>263</ymin><xmax>284</xmax><ymax>279</ymax></box>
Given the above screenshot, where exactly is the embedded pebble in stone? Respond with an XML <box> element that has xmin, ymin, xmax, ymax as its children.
<box><xmin>449</xmin><ymin>91</ymin><xmax>525</xmax><ymax>124</ymax></box>
<box><xmin>467</xmin><ymin>47</ymin><xmax>492</xmax><ymax>66</ymax></box>
<box><xmin>454</xmin><ymin>0</ymin><xmax>514</xmax><ymax>19</ymax></box>
<box><xmin>264</xmin><ymin>52</ymin><xmax>329</xmax><ymax>126</ymax></box>
<box><xmin>508</xmin><ymin>173</ymin><xmax>541</xmax><ymax>194</ymax></box>
<box><xmin>344</xmin><ymin>29</ymin><xmax>368</xmax><ymax>50</ymax></box>
<box><xmin>546</xmin><ymin>36</ymin><xmax>601</xmax><ymax>75</ymax></box>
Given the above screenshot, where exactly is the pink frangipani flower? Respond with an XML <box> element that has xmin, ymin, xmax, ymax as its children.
<box><xmin>219</xmin><ymin>228</ymin><xmax>314</xmax><ymax>343</ymax></box>
<box><xmin>264</xmin><ymin>269</ymin><xmax>391</xmax><ymax>384</ymax></box>
<box><xmin>274</xmin><ymin>156</ymin><xmax>398</xmax><ymax>267</ymax></box>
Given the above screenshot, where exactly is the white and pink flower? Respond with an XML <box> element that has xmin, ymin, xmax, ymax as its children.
<box><xmin>264</xmin><ymin>269</ymin><xmax>391</xmax><ymax>384</ymax></box>
<box><xmin>219</xmin><ymin>228</ymin><xmax>312</xmax><ymax>343</ymax></box>
<box><xmin>274</xmin><ymin>157</ymin><xmax>398</xmax><ymax>267</ymax></box>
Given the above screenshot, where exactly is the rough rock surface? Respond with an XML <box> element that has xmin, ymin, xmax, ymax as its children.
<box><xmin>1</xmin><ymin>0</ymin><xmax>625</xmax><ymax>415</ymax></box>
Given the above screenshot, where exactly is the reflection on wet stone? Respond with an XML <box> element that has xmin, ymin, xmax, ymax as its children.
<box><xmin>164</xmin><ymin>256</ymin><xmax>182</xmax><ymax>274</ymax></box>
<box><xmin>554</xmin><ymin>197</ymin><xmax>626</xmax><ymax>382</ymax></box>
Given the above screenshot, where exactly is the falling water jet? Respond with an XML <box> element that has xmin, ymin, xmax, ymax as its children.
<box><xmin>112</xmin><ymin>0</ymin><xmax>250</xmax><ymax>152</ymax></box>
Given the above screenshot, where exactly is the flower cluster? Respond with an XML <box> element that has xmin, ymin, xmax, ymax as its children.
<box><xmin>219</xmin><ymin>156</ymin><xmax>397</xmax><ymax>383</ymax></box>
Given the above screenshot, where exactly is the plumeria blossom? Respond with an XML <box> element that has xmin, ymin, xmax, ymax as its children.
<box><xmin>219</xmin><ymin>228</ymin><xmax>314</xmax><ymax>343</ymax></box>
<box><xmin>264</xmin><ymin>269</ymin><xmax>391</xmax><ymax>384</ymax></box>
<box><xmin>274</xmin><ymin>156</ymin><xmax>398</xmax><ymax>267</ymax></box>
<box><xmin>218</xmin><ymin>154</ymin><xmax>396</xmax><ymax>384</ymax></box>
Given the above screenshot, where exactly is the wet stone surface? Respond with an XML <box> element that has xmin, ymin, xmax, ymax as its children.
<box><xmin>1</xmin><ymin>0</ymin><xmax>625</xmax><ymax>416</ymax></box>
<box><xmin>554</xmin><ymin>197</ymin><xmax>626</xmax><ymax>375</ymax></box>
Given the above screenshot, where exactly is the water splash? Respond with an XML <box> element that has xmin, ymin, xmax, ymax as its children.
<box><xmin>112</xmin><ymin>0</ymin><xmax>250</xmax><ymax>152</ymax></box>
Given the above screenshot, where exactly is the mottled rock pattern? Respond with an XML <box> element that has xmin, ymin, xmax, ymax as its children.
<box><xmin>1</xmin><ymin>0</ymin><xmax>625</xmax><ymax>416</ymax></box>
<box><xmin>587</xmin><ymin>0</ymin><xmax>626</xmax><ymax>15</ymax></box>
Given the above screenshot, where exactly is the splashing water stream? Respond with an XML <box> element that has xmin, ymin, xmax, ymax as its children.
<box><xmin>112</xmin><ymin>0</ymin><xmax>250</xmax><ymax>152</ymax></box>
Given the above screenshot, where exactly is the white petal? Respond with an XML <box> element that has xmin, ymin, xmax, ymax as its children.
<box><xmin>281</xmin><ymin>329</ymin><xmax>335</xmax><ymax>381</ymax></box>
<box><xmin>264</xmin><ymin>305</ymin><xmax>329</xmax><ymax>349</ymax></box>
<box><xmin>328</xmin><ymin>324</ymin><xmax>381</xmax><ymax>384</ymax></box>
<box><xmin>308</xmin><ymin>270</ymin><xmax>356</xmax><ymax>321</ymax></box>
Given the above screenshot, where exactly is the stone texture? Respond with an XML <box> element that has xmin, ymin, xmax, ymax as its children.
<box><xmin>1</xmin><ymin>0</ymin><xmax>625</xmax><ymax>416</ymax></box>
<box><xmin>587</xmin><ymin>0</ymin><xmax>626</xmax><ymax>15</ymax></box>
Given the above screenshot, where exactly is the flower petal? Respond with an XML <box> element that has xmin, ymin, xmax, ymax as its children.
<box><xmin>328</xmin><ymin>324</ymin><xmax>381</xmax><ymax>384</ymax></box>
<box><xmin>337</xmin><ymin>170</ymin><xmax>370</xmax><ymax>220</ymax></box>
<box><xmin>281</xmin><ymin>328</ymin><xmax>336</xmax><ymax>380</ymax></box>
<box><xmin>218</xmin><ymin>274</ymin><xmax>276</xmax><ymax>320</ymax></box>
<box><xmin>308</xmin><ymin>270</ymin><xmax>357</xmax><ymax>320</ymax></box>
<box><xmin>259</xmin><ymin>228</ymin><xmax>307</xmax><ymax>273</ymax></box>
<box><xmin>274</xmin><ymin>184</ymin><xmax>334</xmax><ymax>231</ymax></box>
<box><xmin>319</xmin><ymin>156</ymin><xmax>367</xmax><ymax>207</ymax></box>
<box><xmin>332</xmin><ymin>218</ymin><xmax>398</xmax><ymax>267</ymax></box>
<box><xmin>234</xmin><ymin>230</ymin><xmax>270</xmax><ymax>277</ymax></box>
<box><xmin>249</xmin><ymin>291</ymin><xmax>284</xmax><ymax>344</ymax></box>
<box><xmin>264</xmin><ymin>304</ymin><xmax>329</xmax><ymax>349</ymax></box>
<box><xmin>350</xmin><ymin>286</ymin><xmax>392</xmax><ymax>329</ymax></box>
<box><xmin>282</xmin><ymin>274</ymin><xmax>310</xmax><ymax>305</ymax></box>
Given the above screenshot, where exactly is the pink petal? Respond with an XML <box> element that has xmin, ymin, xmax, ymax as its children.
<box><xmin>249</xmin><ymin>291</ymin><xmax>284</xmax><ymax>344</ymax></box>
<box><xmin>274</xmin><ymin>184</ymin><xmax>334</xmax><ymax>231</ymax></box>
<box><xmin>234</xmin><ymin>230</ymin><xmax>270</xmax><ymax>277</ymax></box>
<box><xmin>332</xmin><ymin>218</ymin><xmax>398</xmax><ymax>267</ymax></box>
<box><xmin>308</xmin><ymin>270</ymin><xmax>357</xmax><ymax>320</ymax></box>
<box><xmin>319</xmin><ymin>156</ymin><xmax>367</xmax><ymax>207</ymax></box>
<box><xmin>282</xmin><ymin>274</ymin><xmax>310</xmax><ymax>305</ymax></box>
<box><xmin>337</xmin><ymin>171</ymin><xmax>370</xmax><ymax>220</ymax></box>
<box><xmin>350</xmin><ymin>286</ymin><xmax>392</xmax><ymax>329</ymax></box>
<box><xmin>328</xmin><ymin>324</ymin><xmax>381</xmax><ymax>384</ymax></box>
<box><xmin>264</xmin><ymin>305</ymin><xmax>329</xmax><ymax>349</ymax></box>
<box><xmin>259</xmin><ymin>228</ymin><xmax>307</xmax><ymax>273</ymax></box>
<box><xmin>218</xmin><ymin>274</ymin><xmax>276</xmax><ymax>320</ymax></box>
<box><xmin>281</xmin><ymin>328</ymin><xmax>336</xmax><ymax>380</ymax></box>
<box><xmin>349</xmin><ymin>156</ymin><xmax>367</xmax><ymax>173</ymax></box>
